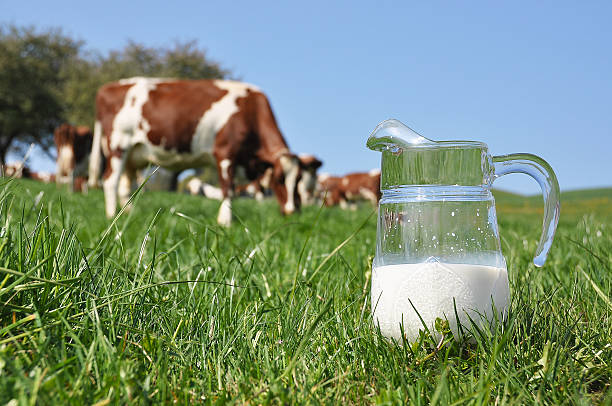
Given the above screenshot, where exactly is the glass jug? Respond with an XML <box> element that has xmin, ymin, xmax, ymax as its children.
<box><xmin>367</xmin><ymin>119</ymin><xmax>560</xmax><ymax>342</ymax></box>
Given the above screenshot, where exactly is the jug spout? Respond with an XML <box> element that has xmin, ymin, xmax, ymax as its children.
<box><xmin>367</xmin><ymin>119</ymin><xmax>493</xmax><ymax>189</ymax></box>
<box><xmin>367</xmin><ymin>119</ymin><xmax>435</xmax><ymax>152</ymax></box>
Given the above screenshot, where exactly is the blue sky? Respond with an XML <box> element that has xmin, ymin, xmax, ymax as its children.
<box><xmin>3</xmin><ymin>1</ymin><xmax>611</xmax><ymax>193</ymax></box>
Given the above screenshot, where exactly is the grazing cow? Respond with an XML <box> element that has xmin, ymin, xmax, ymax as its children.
<box><xmin>54</xmin><ymin>123</ymin><xmax>93</xmax><ymax>188</ymax></box>
<box><xmin>2</xmin><ymin>163</ymin><xmax>31</xmax><ymax>178</ymax></box>
<box><xmin>89</xmin><ymin>77</ymin><xmax>301</xmax><ymax>226</ymax></box>
<box><xmin>341</xmin><ymin>169</ymin><xmax>381</xmax><ymax>206</ymax></box>
<box><xmin>317</xmin><ymin>174</ymin><xmax>345</xmax><ymax>207</ymax></box>
<box><xmin>297</xmin><ymin>154</ymin><xmax>323</xmax><ymax>205</ymax></box>
<box><xmin>318</xmin><ymin>169</ymin><xmax>381</xmax><ymax>208</ymax></box>
<box><xmin>1</xmin><ymin>165</ymin><xmax>58</xmax><ymax>185</ymax></box>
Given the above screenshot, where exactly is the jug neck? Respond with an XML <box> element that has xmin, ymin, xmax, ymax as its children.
<box><xmin>379</xmin><ymin>142</ymin><xmax>495</xmax><ymax>190</ymax></box>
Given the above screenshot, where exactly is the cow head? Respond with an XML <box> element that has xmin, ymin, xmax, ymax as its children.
<box><xmin>317</xmin><ymin>174</ymin><xmax>343</xmax><ymax>206</ymax></box>
<box><xmin>54</xmin><ymin>123</ymin><xmax>74</xmax><ymax>144</ymax></box>
<box><xmin>54</xmin><ymin>124</ymin><xmax>77</xmax><ymax>183</ymax></box>
<box><xmin>271</xmin><ymin>154</ymin><xmax>301</xmax><ymax>215</ymax></box>
<box><xmin>54</xmin><ymin>123</ymin><xmax>93</xmax><ymax>186</ymax></box>
<box><xmin>73</xmin><ymin>126</ymin><xmax>93</xmax><ymax>160</ymax></box>
<box><xmin>297</xmin><ymin>154</ymin><xmax>323</xmax><ymax>205</ymax></box>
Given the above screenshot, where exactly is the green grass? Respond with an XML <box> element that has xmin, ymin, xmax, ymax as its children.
<box><xmin>0</xmin><ymin>179</ymin><xmax>611</xmax><ymax>404</ymax></box>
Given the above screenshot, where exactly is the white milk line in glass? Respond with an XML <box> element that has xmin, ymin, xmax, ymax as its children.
<box><xmin>371</xmin><ymin>262</ymin><xmax>509</xmax><ymax>342</ymax></box>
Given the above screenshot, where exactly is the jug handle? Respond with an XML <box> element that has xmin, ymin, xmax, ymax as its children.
<box><xmin>492</xmin><ymin>153</ymin><xmax>560</xmax><ymax>267</ymax></box>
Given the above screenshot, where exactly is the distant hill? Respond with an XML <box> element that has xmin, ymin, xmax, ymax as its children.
<box><xmin>493</xmin><ymin>187</ymin><xmax>612</xmax><ymax>219</ymax></box>
<box><xmin>491</xmin><ymin>189</ymin><xmax>527</xmax><ymax>205</ymax></box>
<box><xmin>557</xmin><ymin>188</ymin><xmax>612</xmax><ymax>202</ymax></box>
<box><xmin>493</xmin><ymin>187</ymin><xmax>612</xmax><ymax>202</ymax></box>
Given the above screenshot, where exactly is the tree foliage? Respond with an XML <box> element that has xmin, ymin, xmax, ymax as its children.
<box><xmin>0</xmin><ymin>24</ymin><xmax>230</xmax><ymax>164</ymax></box>
<box><xmin>0</xmin><ymin>26</ymin><xmax>81</xmax><ymax>163</ymax></box>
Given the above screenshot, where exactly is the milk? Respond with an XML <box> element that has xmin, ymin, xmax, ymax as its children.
<box><xmin>371</xmin><ymin>262</ymin><xmax>509</xmax><ymax>342</ymax></box>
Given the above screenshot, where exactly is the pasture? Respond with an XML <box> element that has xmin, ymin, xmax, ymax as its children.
<box><xmin>0</xmin><ymin>179</ymin><xmax>611</xmax><ymax>404</ymax></box>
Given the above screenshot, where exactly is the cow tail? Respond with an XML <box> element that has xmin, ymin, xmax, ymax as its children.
<box><xmin>88</xmin><ymin>120</ymin><xmax>103</xmax><ymax>187</ymax></box>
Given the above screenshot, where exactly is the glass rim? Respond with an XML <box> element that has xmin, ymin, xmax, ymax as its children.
<box><xmin>393</xmin><ymin>140</ymin><xmax>488</xmax><ymax>150</ymax></box>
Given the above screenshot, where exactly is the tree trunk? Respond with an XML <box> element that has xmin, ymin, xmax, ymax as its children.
<box><xmin>0</xmin><ymin>136</ymin><xmax>11</xmax><ymax>166</ymax></box>
<box><xmin>0</xmin><ymin>149</ymin><xmax>5</xmax><ymax>166</ymax></box>
<box><xmin>169</xmin><ymin>171</ymin><xmax>180</xmax><ymax>191</ymax></box>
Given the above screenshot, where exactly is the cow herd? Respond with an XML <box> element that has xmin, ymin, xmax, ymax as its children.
<box><xmin>2</xmin><ymin>77</ymin><xmax>380</xmax><ymax>226</ymax></box>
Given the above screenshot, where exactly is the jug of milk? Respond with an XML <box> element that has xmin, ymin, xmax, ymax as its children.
<box><xmin>367</xmin><ymin>119</ymin><xmax>560</xmax><ymax>342</ymax></box>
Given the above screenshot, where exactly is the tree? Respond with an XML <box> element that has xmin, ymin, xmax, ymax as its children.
<box><xmin>0</xmin><ymin>25</ymin><xmax>82</xmax><ymax>164</ymax></box>
<box><xmin>160</xmin><ymin>40</ymin><xmax>230</xmax><ymax>79</ymax></box>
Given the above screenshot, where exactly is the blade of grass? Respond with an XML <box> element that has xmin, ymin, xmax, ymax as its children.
<box><xmin>307</xmin><ymin>210</ymin><xmax>374</xmax><ymax>284</ymax></box>
<box><xmin>577</xmin><ymin>265</ymin><xmax>612</xmax><ymax>311</ymax></box>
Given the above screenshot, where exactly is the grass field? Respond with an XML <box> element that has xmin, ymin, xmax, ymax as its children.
<box><xmin>0</xmin><ymin>178</ymin><xmax>611</xmax><ymax>404</ymax></box>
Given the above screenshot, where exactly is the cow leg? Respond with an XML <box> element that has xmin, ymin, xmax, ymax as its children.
<box><xmin>202</xmin><ymin>184</ymin><xmax>224</xmax><ymax>200</ymax></box>
<box><xmin>58</xmin><ymin>172</ymin><xmax>74</xmax><ymax>192</ymax></box>
<box><xmin>118</xmin><ymin>165</ymin><xmax>136</xmax><ymax>210</ymax></box>
<box><xmin>255</xmin><ymin>168</ymin><xmax>272</xmax><ymax>201</ymax></box>
<box><xmin>55</xmin><ymin>170</ymin><xmax>71</xmax><ymax>187</ymax></box>
<box><xmin>88</xmin><ymin>120</ymin><xmax>103</xmax><ymax>188</ymax></box>
<box><xmin>56</xmin><ymin>145</ymin><xmax>74</xmax><ymax>189</ymax></box>
<box><xmin>330</xmin><ymin>189</ymin><xmax>343</xmax><ymax>207</ymax></box>
<box><xmin>66</xmin><ymin>172</ymin><xmax>75</xmax><ymax>191</ymax></box>
<box><xmin>297</xmin><ymin>178</ymin><xmax>308</xmax><ymax>205</ymax></box>
<box><xmin>245</xmin><ymin>181</ymin><xmax>264</xmax><ymax>201</ymax></box>
<box><xmin>215</xmin><ymin>158</ymin><xmax>235</xmax><ymax>227</ymax></box>
<box><xmin>103</xmin><ymin>154</ymin><xmax>126</xmax><ymax>218</ymax></box>
<box><xmin>254</xmin><ymin>186</ymin><xmax>264</xmax><ymax>202</ymax></box>
<box><xmin>322</xmin><ymin>189</ymin><xmax>332</xmax><ymax>207</ymax></box>
<box><xmin>168</xmin><ymin>171</ymin><xmax>180</xmax><ymax>191</ymax></box>
<box><xmin>77</xmin><ymin>177</ymin><xmax>89</xmax><ymax>195</ymax></box>
<box><xmin>298</xmin><ymin>171</ymin><xmax>315</xmax><ymax>206</ymax></box>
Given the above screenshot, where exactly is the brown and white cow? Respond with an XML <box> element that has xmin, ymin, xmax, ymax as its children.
<box><xmin>318</xmin><ymin>169</ymin><xmax>381</xmax><ymax>208</ymax></box>
<box><xmin>1</xmin><ymin>164</ymin><xmax>56</xmax><ymax>184</ymax></box>
<box><xmin>341</xmin><ymin>170</ymin><xmax>381</xmax><ymax>206</ymax></box>
<box><xmin>88</xmin><ymin>77</ymin><xmax>301</xmax><ymax>226</ymax></box>
<box><xmin>54</xmin><ymin>123</ymin><xmax>93</xmax><ymax>189</ymax></box>
<box><xmin>2</xmin><ymin>162</ymin><xmax>31</xmax><ymax>178</ymax></box>
<box><xmin>317</xmin><ymin>174</ymin><xmax>345</xmax><ymax>207</ymax></box>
